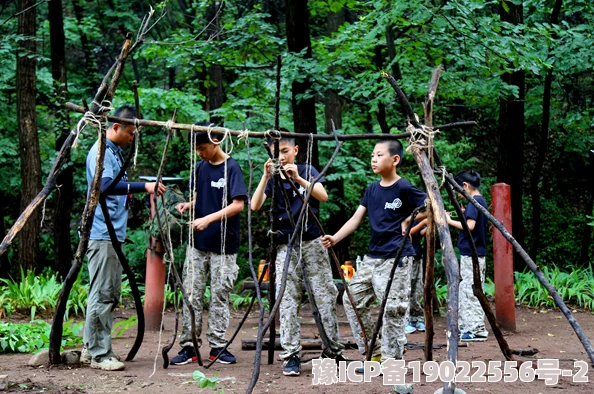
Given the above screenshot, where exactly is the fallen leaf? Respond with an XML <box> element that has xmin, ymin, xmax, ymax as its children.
<box><xmin>548</xmin><ymin>333</ymin><xmax>555</xmax><ymax>337</ymax></box>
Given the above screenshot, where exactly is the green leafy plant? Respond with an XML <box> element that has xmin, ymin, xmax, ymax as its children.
<box><xmin>0</xmin><ymin>319</ymin><xmax>83</xmax><ymax>354</ymax></box>
<box><xmin>192</xmin><ymin>370</ymin><xmax>223</xmax><ymax>392</ymax></box>
<box><xmin>112</xmin><ymin>315</ymin><xmax>138</xmax><ymax>338</ymax></box>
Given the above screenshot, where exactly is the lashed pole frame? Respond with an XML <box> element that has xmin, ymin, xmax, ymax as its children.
<box><xmin>383</xmin><ymin>69</ymin><xmax>460</xmax><ymax>394</ymax></box>
<box><xmin>48</xmin><ymin>34</ymin><xmax>135</xmax><ymax>364</ymax></box>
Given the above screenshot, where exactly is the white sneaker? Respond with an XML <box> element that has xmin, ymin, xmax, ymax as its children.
<box><xmin>80</xmin><ymin>347</ymin><xmax>91</xmax><ymax>364</ymax></box>
<box><xmin>91</xmin><ymin>357</ymin><xmax>125</xmax><ymax>371</ymax></box>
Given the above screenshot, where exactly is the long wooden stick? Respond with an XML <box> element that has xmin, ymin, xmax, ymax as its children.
<box><xmin>445</xmin><ymin>173</ymin><xmax>594</xmax><ymax>365</ymax></box>
<box><xmin>66</xmin><ymin>102</ymin><xmax>412</xmax><ymax>141</ymax></box>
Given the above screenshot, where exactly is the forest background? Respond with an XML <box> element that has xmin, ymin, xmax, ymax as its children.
<box><xmin>0</xmin><ymin>0</ymin><xmax>593</xmax><ymax>289</ymax></box>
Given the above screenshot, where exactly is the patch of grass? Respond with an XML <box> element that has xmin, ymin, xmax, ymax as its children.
<box><xmin>0</xmin><ymin>319</ymin><xmax>83</xmax><ymax>354</ymax></box>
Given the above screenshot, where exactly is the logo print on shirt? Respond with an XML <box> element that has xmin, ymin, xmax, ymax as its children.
<box><xmin>293</xmin><ymin>185</ymin><xmax>306</xmax><ymax>197</ymax></box>
<box><xmin>384</xmin><ymin>198</ymin><xmax>402</xmax><ymax>210</ymax></box>
<box><xmin>211</xmin><ymin>178</ymin><xmax>225</xmax><ymax>189</ymax></box>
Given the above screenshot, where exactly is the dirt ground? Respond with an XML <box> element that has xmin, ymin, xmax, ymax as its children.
<box><xmin>1</xmin><ymin>303</ymin><xmax>593</xmax><ymax>394</ymax></box>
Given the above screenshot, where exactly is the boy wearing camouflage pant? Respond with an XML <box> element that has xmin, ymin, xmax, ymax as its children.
<box><xmin>251</xmin><ymin>133</ymin><xmax>344</xmax><ymax>376</ymax></box>
<box><xmin>322</xmin><ymin>140</ymin><xmax>427</xmax><ymax>363</ymax></box>
<box><xmin>171</xmin><ymin>129</ymin><xmax>247</xmax><ymax>365</ymax></box>
<box><xmin>447</xmin><ymin>170</ymin><xmax>489</xmax><ymax>342</ymax></box>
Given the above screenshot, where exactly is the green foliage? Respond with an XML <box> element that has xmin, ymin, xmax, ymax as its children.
<box><xmin>192</xmin><ymin>370</ymin><xmax>223</xmax><ymax>392</ymax></box>
<box><xmin>514</xmin><ymin>265</ymin><xmax>594</xmax><ymax>311</ymax></box>
<box><xmin>0</xmin><ymin>319</ymin><xmax>83</xmax><ymax>354</ymax></box>
<box><xmin>112</xmin><ymin>315</ymin><xmax>138</xmax><ymax>339</ymax></box>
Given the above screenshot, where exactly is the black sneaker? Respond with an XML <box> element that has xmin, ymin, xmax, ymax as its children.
<box><xmin>282</xmin><ymin>355</ymin><xmax>301</xmax><ymax>376</ymax></box>
<box><xmin>209</xmin><ymin>348</ymin><xmax>237</xmax><ymax>364</ymax></box>
<box><xmin>170</xmin><ymin>346</ymin><xmax>197</xmax><ymax>365</ymax></box>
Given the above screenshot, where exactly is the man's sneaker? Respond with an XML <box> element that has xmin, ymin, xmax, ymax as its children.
<box><xmin>460</xmin><ymin>332</ymin><xmax>488</xmax><ymax>342</ymax></box>
<box><xmin>209</xmin><ymin>348</ymin><xmax>237</xmax><ymax>364</ymax></box>
<box><xmin>405</xmin><ymin>323</ymin><xmax>417</xmax><ymax>334</ymax></box>
<box><xmin>416</xmin><ymin>322</ymin><xmax>426</xmax><ymax>332</ymax></box>
<box><xmin>170</xmin><ymin>346</ymin><xmax>198</xmax><ymax>365</ymax></box>
<box><xmin>80</xmin><ymin>347</ymin><xmax>91</xmax><ymax>364</ymax></box>
<box><xmin>282</xmin><ymin>355</ymin><xmax>301</xmax><ymax>376</ymax></box>
<box><xmin>90</xmin><ymin>357</ymin><xmax>125</xmax><ymax>371</ymax></box>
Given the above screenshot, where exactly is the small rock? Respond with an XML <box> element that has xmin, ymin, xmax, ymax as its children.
<box><xmin>0</xmin><ymin>375</ymin><xmax>8</xmax><ymax>390</ymax></box>
<box><xmin>28</xmin><ymin>350</ymin><xmax>50</xmax><ymax>367</ymax></box>
<box><xmin>393</xmin><ymin>383</ymin><xmax>414</xmax><ymax>394</ymax></box>
<box><xmin>140</xmin><ymin>382</ymin><xmax>153</xmax><ymax>388</ymax></box>
<box><xmin>126</xmin><ymin>379</ymin><xmax>134</xmax><ymax>385</ymax></box>
<box><xmin>61</xmin><ymin>350</ymin><xmax>81</xmax><ymax>365</ymax></box>
<box><xmin>433</xmin><ymin>387</ymin><xmax>467</xmax><ymax>394</ymax></box>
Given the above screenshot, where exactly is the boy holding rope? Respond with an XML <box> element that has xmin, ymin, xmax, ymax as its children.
<box><xmin>171</xmin><ymin>128</ymin><xmax>247</xmax><ymax>365</ymax></box>
<box><xmin>321</xmin><ymin>140</ymin><xmax>426</xmax><ymax>365</ymax></box>
<box><xmin>251</xmin><ymin>133</ymin><xmax>344</xmax><ymax>376</ymax></box>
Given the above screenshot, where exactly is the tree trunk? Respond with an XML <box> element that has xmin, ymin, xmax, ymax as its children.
<box><xmin>206</xmin><ymin>2</ymin><xmax>224</xmax><ymax>125</ymax></box>
<box><xmin>17</xmin><ymin>0</ymin><xmax>41</xmax><ymax>272</ymax></box>
<box><xmin>498</xmin><ymin>1</ymin><xmax>526</xmax><ymax>271</ymax></box>
<box><xmin>49</xmin><ymin>0</ymin><xmax>73</xmax><ymax>276</ymax></box>
<box><xmin>286</xmin><ymin>0</ymin><xmax>319</xmax><ymax>169</ymax></box>
<box><xmin>324</xmin><ymin>9</ymin><xmax>348</xmax><ymax>272</ymax></box>
<box><xmin>579</xmin><ymin>151</ymin><xmax>594</xmax><ymax>267</ymax></box>
<box><xmin>71</xmin><ymin>0</ymin><xmax>97</xmax><ymax>93</ymax></box>
<box><xmin>529</xmin><ymin>0</ymin><xmax>562</xmax><ymax>261</ymax></box>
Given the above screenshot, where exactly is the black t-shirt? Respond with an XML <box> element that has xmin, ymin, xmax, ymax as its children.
<box><xmin>458</xmin><ymin>195</ymin><xmax>488</xmax><ymax>256</ymax></box>
<box><xmin>264</xmin><ymin>164</ymin><xmax>323</xmax><ymax>244</ymax></box>
<box><xmin>191</xmin><ymin>158</ymin><xmax>247</xmax><ymax>254</ymax></box>
<box><xmin>361</xmin><ymin>178</ymin><xmax>427</xmax><ymax>259</ymax></box>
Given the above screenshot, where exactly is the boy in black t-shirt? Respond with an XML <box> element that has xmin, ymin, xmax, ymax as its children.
<box><xmin>252</xmin><ymin>134</ymin><xmax>344</xmax><ymax>376</ymax></box>
<box><xmin>171</xmin><ymin>129</ymin><xmax>248</xmax><ymax>365</ymax></box>
<box><xmin>322</xmin><ymin>140</ymin><xmax>427</xmax><ymax>363</ymax></box>
<box><xmin>447</xmin><ymin>170</ymin><xmax>489</xmax><ymax>342</ymax></box>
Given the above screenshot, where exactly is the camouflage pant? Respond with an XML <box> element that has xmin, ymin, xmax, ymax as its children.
<box><xmin>409</xmin><ymin>256</ymin><xmax>424</xmax><ymax>323</ymax></box>
<box><xmin>343</xmin><ymin>255</ymin><xmax>413</xmax><ymax>360</ymax></box>
<box><xmin>275</xmin><ymin>238</ymin><xmax>343</xmax><ymax>359</ymax></box>
<box><xmin>459</xmin><ymin>255</ymin><xmax>488</xmax><ymax>337</ymax></box>
<box><xmin>179</xmin><ymin>247</ymin><xmax>238</xmax><ymax>349</ymax></box>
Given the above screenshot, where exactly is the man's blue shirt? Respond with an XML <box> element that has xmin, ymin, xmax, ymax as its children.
<box><xmin>87</xmin><ymin>139</ymin><xmax>128</xmax><ymax>242</ymax></box>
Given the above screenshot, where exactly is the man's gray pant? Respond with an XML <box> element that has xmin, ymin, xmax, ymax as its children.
<box><xmin>409</xmin><ymin>256</ymin><xmax>425</xmax><ymax>324</ymax></box>
<box><xmin>84</xmin><ymin>240</ymin><xmax>122</xmax><ymax>362</ymax></box>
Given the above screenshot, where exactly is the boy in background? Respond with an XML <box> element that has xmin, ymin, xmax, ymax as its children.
<box><xmin>447</xmin><ymin>170</ymin><xmax>489</xmax><ymax>342</ymax></box>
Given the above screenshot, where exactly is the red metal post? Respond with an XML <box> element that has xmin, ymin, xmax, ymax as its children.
<box><xmin>144</xmin><ymin>197</ymin><xmax>166</xmax><ymax>331</ymax></box>
<box><xmin>491</xmin><ymin>183</ymin><xmax>516</xmax><ymax>331</ymax></box>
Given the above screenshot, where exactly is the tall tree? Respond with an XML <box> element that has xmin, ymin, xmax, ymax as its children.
<box><xmin>206</xmin><ymin>1</ymin><xmax>224</xmax><ymax>125</ymax></box>
<box><xmin>529</xmin><ymin>0</ymin><xmax>562</xmax><ymax>260</ymax></box>
<box><xmin>16</xmin><ymin>0</ymin><xmax>42</xmax><ymax>271</ymax></box>
<box><xmin>286</xmin><ymin>0</ymin><xmax>319</xmax><ymax>169</ymax></box>
<box><xmin>49</xmin><ymin>0</ymin><xmax>73</xmax><ymax>275</ymax></box>
<box><xmin>324</xmin><ymin>8</ymin><xmax>348</xmax><ymax>270</ymax></box>
<box><xmin>497</xmin><ymin>1</ymin><xmax>526</xmax><ymax>271</ymax></box>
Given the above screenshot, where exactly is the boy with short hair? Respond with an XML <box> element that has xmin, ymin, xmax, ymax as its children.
<box><xmin>251</xmin><ymin>134</ymin><xmax>344</xmax><ymax>376</ymax></box>
<box><xmin>447</xmin><ymin>170</ymin><xmax>489</xmax><ymax>342</ymax></box>
<box><xmin>171</xmin><ymin>129</ymin><xmax>247</xmax><ymax>365</ymax></box>
<box><xmin>321</xmin><ymin>140</ymin><xmax>427</xmax><ymax>362</ymax></box>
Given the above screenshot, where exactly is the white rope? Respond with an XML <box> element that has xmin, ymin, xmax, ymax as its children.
<box><xmin>40</xmin><ymin>199</ymin><xmax>47</xmax><ymax>229</ymax></box>
<box><xmin>133</xmin><ymin>118</ymin><xmax>140</xmax><ymax>169</ymax></box>
<box><xmin>189</xmin><ymin>124</ymin><xmax>197</xmax><ymax>303</ymax></box>
<box><xmin>265</xmin><ymin>129</ymin><xmax>282</xmax><ymax>140</ymax></box>
<box><xmin>298</xmin><ymin>134</ymin><xmax>314</xmax><ymax>266</ymax></box>
<box><xmin>72</xmin><ymin>101</ymin><xmax>113</xmax><ymax>148</ymax></box>
<box><xmin>236</xmin><ymin>129</ymin><xmax>250</xmax><ymax>143</ymax></box>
